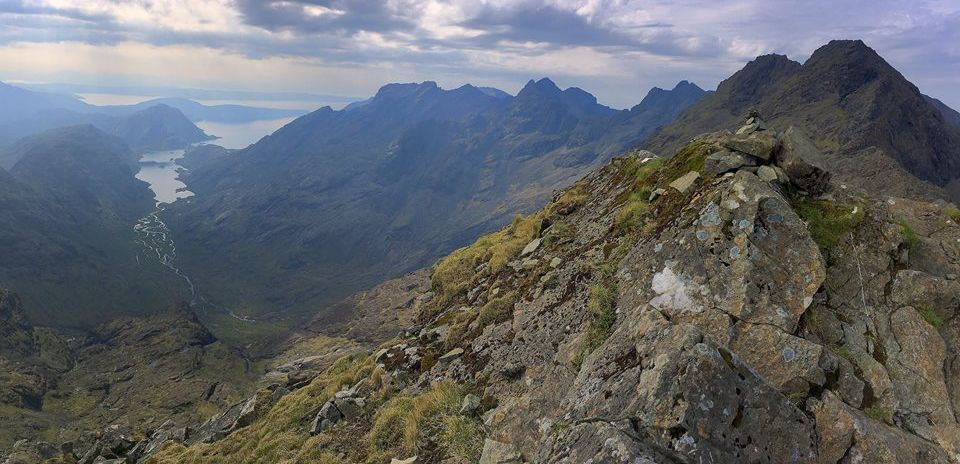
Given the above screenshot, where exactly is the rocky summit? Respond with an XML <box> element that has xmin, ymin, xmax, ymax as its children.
<box><xmin>16</xmin><ymin>113</ymin><xmax>955</xmax><ymax>463</ymax></box>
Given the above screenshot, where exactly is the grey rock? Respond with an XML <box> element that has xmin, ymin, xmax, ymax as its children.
<box><xmin>460</xmin><ymin>394</ymin><xmax>481</xmax><ymax>415</ymax></box>
<box><xmin>757</xmin><ymin>165</ymin><xmax>779</xmax><ymax>182</ymax></box>
<box><xmin>668</xmin><ymin>171</ymin><xmax>699</xmax><ymax>193</ymax></box>
<box><xmin>520</xmin><ymin>238</ymin><xmax>542</xmax><ymax>257</ymax></box>
<box><xmin>704</xmin><ymin>150</ymin><xmax>757</xmax><ymax>175</ymax></box>
<box><xmin>722</xmin><ymin>131</ymin><xmax>780</xmax><ymax>160</ymax></box>
<box><xmin>775</xmin><ymin>126</ymin><xmax>832</xmax><ymax>195</ymax></box>
<box><xmin>479</xmin><ymin>439</ymin><xmax>522</xmax><ymax>464</ymax></box>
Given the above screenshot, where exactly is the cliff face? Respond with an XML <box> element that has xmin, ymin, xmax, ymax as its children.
<box><xmin>119</xmin><ymin>116</ymin><xmax>960</xmax><ymax>464</ymax></box>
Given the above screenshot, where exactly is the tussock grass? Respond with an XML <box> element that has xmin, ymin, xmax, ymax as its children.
<box><xmin>576</xmin><ymin>284</ymin><xmax>618</xmax><ymax>365</ymax></box>
<box><xmin>366</xmin><ymin>381</ymin><xmax>482</xmax><ymax>463</ymax></box>
<box><xmin>431</xmin><ymin>214</ymin><xmax>543</xmax><ymax>304</ymax></box>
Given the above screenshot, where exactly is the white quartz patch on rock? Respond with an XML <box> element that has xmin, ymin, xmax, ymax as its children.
<box><xmin>649</xmin><ymin>266</ymin><xmax>698</xmax><ymax>313</ymax></box>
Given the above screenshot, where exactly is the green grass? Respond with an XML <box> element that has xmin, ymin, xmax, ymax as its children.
<box><xmin>791</xmin><ymin>197</ymin><xmax>866</xmax><ymax>251</ymax></box>
<box><xmin>431</xmin><ymin>213</ymin><xmax>543</xmax><ymax>305</ymax></box>
<box><xmin>367</xmin><ymin>381</ymin><xmax>482</xmax><ymax>462</ymax></box>
<box><xmin>894</xmin><ymin>218</ymin><xmax>919</xmax><ymax>248</ymax></box>
<box><xmin>577</xmin><ymin>284</ymin><xmax>618</xmax><ymax>364</ymax></box>
<box><xmin>945</xmin><ymin>206</ymin><xmax>960</xmax><ymax>224</ymax></box>
<box><xmin>916</xmin><ymin>303</ymin><xmax>944</xmax><ymax>328</ymax></box>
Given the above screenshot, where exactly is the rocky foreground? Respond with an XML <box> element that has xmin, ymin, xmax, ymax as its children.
<box><xmin>7</xmin><ymin>116</ymin><xmax>960</xmax><ymax>463</ymax></box>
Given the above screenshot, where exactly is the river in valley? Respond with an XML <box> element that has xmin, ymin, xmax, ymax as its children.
<box><xmin>133</xmin><ymin>148</ymin><xmax>256</xmax><ymax>322</ymax></box>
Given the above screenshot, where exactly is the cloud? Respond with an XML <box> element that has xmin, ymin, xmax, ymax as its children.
<box><xmin>0</xmin><ymin>0</ymin><xmax>957</xmax><ymax>110</ymax></box>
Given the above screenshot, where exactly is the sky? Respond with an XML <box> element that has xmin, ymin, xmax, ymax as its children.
<box><xmin>0</xmin><ymin>0</ymin><xmax>958</xmax><ymax>110</ymax></box>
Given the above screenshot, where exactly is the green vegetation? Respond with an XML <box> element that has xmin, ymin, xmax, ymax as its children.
<box><xmin>790</xmin><ymin>197</ymin><xmax>866</xmax><ymax>251</ymax></box>
<box><xmin>150</xmin><ymin>354</ymin><xmax>378</xmax><ymax>464</ymax></box>
<box><xmin>864</xmin><ymin>404</ymin><xmax>891</xmax><ymax>423</ymax></box>
<box><xmin>894</xmin><ymin>218</ymin><xmax>919</xmax><ymax>248</ymax></box>
<box><xmin>916</xmin><ymin>303</ymin><xmax>944</xmax><ymax>328</ymax></box>
<box><xmin>551</xmin><ymin>183</ymin><xmax>589</xmax><ymax>214</ymax></box>
<box><xmin>477</xmin><ymin>292</ymin><xmax>518</xmax><ymax>328</ymax></box>
<box><xmin>946</xmin><ymin>206</ymin><xmax>960</xmax><ymax>224</ymax></box>
<box><xmin>367</xmin><ymin>381</ymin><xmax>482</xmax><ymax>463</ymax></box>
<box><xmin>542</xmin><ymin>222</ymin><xmax>574</xmax><ymax>248</ymax></box>
<box><xmin>431</xmin><ymin>213</ymin><xmax>543</xmax><ymax>304</ymax></box>
<box><xmin>577</xmin><ymin>284</ymin><xmax>618</xmax><ymax>364</ymax></box>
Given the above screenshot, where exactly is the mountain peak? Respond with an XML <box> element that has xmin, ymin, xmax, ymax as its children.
<box><xmin>372</xmin><ymin>81</ymin><xmax>441</xmax><ymax>102</ymax></box>
<box><xmin>518</xmin><ymin>77</ymin><xmax>561</xmax><ymax>96</ymax></box>
<box><xmin>632</xmin><ymin>81</ymin><xmax>707</xmax><ymax>114</ymax></box>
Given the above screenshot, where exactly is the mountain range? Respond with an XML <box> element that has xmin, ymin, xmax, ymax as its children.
<box><xmin>161</xmin><ymin>78</ymin><xmax>707</xmax><ymax>322</ymax></box>
<box><xmin>646</xmin><ymin>40</ymin><xmax>960</xmax><ymax>202</ymax></box>
<box><xmin>3</xmin><ymin>38</ymin><xmax>960</xmax><ymax>464</ymax></box>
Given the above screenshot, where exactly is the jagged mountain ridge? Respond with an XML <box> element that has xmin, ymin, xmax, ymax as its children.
<box><xmin>162</xmin><ymin>78</ymin><xmax>706</xmax><ymax>321</ymax></box>
<box><xmin>646</xmin><ymin>40</ymin><xmax>960</xmax><ymax>202</ymax></box>
<box><xmin>88</xmin><ymin>115</ymin><xmax>960</xmax><ymax>464</ymax></box>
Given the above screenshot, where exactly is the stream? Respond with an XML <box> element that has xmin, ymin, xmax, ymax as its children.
<box><xmin>133</xmin><ymin>148</ymin><xmax>256</xmax><ymax>322</ymax></box>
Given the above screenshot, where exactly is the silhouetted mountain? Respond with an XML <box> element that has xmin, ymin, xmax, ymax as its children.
<box><xmin>101</xmin><ymin>97</ymin><xmax>307</xmax><ymax>123</ymax></box>
<box><xmin>107</xmin><ymin>104</ymin><xmax>214</xmax><ymax>152</ymax></box>
<box><xmin>0</xmin><ymin>103</ymin><xmax>213</xmax><ymax>167</ymax></box>
<box><xmin>646</xmin><ymin>40</ymin><xmax>960</xmax><ymax>201</ymax></box>
<box><xmin>0</xmin><ymin>82</ymin><xmax>92</xmax><ymax>123</ymax></box>
<box><xmin>0</xmin><ymin>126</ymin><xmax>188</xmax><ymax>327</ymax></box>
<box><xmin>164</xmin><ymin>79</ymin><xmax>705</xmax><ymax>321</ymax></box>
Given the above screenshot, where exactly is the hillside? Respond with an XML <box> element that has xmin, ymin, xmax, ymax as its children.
<box><xmin>18</xmin><ymin>114</ymin><xmax>958</xmax><ymax>463</ymax></box>
<box><xmin>0</xmin><ymin>103</ymin><xmax>213</xmax><ymax>167</ymax></box>
<box><xmin>0</xmin><ymin>126</ymin><xmax>189</xmax><ymax>327</ymax></box>
<box><xmin>162</xmin><ymin>79</ymin><xmax>706</xmax><ymax>322</ymax></box>
<box><xmin>646</xmin><ymin>40</ymin><xmax>960</xmax><ymax>203</ymax></box>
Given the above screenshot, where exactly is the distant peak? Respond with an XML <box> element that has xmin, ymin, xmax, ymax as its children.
<box><xmin>806</xmin><ymin>39</ymin><xmax>885</xmax><ymax>68</ymax></box>
<box><xmin>520</xmin><ymin>77</ymin><xmax>561</xmax><ymax>94</ymax></box>
<box><xmin>372</xmin><ymin>81</ymin><xmax>441</xmax><ymax>101</ymax></box>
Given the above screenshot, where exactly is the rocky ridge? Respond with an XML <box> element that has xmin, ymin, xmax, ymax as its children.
<box><xmin>68</xmin><ymin>114</ymin><xmax>956</xmax><ymax>463</ymax></box>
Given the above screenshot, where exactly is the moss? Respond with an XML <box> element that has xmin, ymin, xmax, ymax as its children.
<box><xmin>946</xmin><ymin>206</ymin><xmax>960</xmax><ymax>224</ymax></box>
<box><xmin>431</xmin><ymin>213</ymin><xmax>542</xmax><ymax>304</ymax></box>
<box><xmin>864</xmin><ymin>404</ymin><xmax>890</xmax><ymax>423</ymax></box>
<box><xmin>916</xmin><ymin>303</ymin><xmax>944</xmax><ymax>328</ymax></box>
<box><xmin>790</xmin><ymin>197</ymin><xmax>866</xmax><ymax>251</ymax></box>
<box><xmin>894</xmin><ymin>218</ymin><xmax>919</xmax><ymax>248</ymax></box>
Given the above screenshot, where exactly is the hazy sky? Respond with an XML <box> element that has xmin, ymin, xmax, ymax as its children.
<box><xmin>1</xmin><ymin>0</ymin><xmax>958</xmax><ymax>109</ymax></box>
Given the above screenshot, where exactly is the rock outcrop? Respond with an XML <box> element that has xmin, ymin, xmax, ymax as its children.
<box><xmin>133</xmin><ymin>116</ymin><xmax>960</xmax><ymax>464</ymax></box>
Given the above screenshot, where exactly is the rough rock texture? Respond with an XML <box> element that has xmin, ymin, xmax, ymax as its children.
<box><xmin>31</xmin><ymin>119</ymin><xmax>960</xmax><ymax>464</ymax></box>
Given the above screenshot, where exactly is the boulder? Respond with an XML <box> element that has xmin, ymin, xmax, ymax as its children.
<box><xmin>775</xmin><ymin>127</ymin><xmax>832</xmax><ymax>195</ymax></box>
<box><xmin>704</xmin><ymin>150</ymin><xmax>758</xmax><ymax>175</ymax></box>
<box><xmin>520</xmin><ymin>238</ymin><xmax>542</xmax><ymax>257</ymax></box>
<box><xmin>460</xmin><ymin>394</ymin><xmax>481</xmax><ymax>415</ymax></box>
<box><xmin>668</xmin><ymin>171</ymin><xmax>700</xmax><ymax>193</ymax></box>
<box><xmin>479</xmin><ymin>439</ymin><xmax>522</xmax><ymax>464</ymax></box>
<box><xmin>721</xmin><ymin>131</ymin><xmax>780</xmax><ymax>160</ymax></box>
